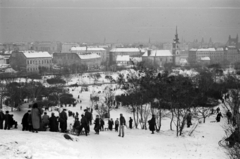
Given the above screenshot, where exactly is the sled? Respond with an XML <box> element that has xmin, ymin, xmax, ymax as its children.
<box><xmin>218</xmin><ymin>138</ymin><xmax>230</xmax><ymax>149</ymax></box>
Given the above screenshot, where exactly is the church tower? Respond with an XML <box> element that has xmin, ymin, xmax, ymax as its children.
<box><xmin>172</xmin><ymin>26</ymin><xmax>181</xmax><ymax>66</ymax></box>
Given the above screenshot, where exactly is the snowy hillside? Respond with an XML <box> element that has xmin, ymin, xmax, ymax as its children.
<box><xmin>0</xmin><ymin>72</ymin><xmax>229</xmax><ymax>159</ymax></box>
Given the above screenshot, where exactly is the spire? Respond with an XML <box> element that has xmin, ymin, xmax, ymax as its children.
<box><xmin>174</xmin><ymin>26</ymin><xmax>179</xmax><ymax>43</ymax></box>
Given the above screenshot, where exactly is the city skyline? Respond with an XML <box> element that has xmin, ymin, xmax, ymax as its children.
<box><xmin>1</xmin><ymin>0</ymin><xmax>240</xmax><ymax>44</ymax></box>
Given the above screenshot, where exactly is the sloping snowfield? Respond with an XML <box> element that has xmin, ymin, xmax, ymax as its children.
<box><xmin>0</xmin><ymin>71</ymin><xmax>229</xmax><ymax>159</ymax></box>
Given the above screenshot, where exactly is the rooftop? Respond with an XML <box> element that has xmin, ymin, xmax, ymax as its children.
<box><xmin>197</xmin><ymin>48</ymin><xmax>216</xmax><ymax>52</ymax></box>
<box><xmin>71</xmin><ymin>47</ymin><xmax>105</xmax><ymax>51</ymax></box>
<box><xmin>116</xmin><ymin>55</ymin><xmax>130</xmax><ymax>61</ymax></box>
<box><xmin>22</xmin><ymin>51</ymin><xmax>52</xmax><ymax>58</ymax></box>
<box><xmin>201</xmin><ymin>57</ymin><xmax>210</xmax><ymax>61</ymax></box>
<box><xmin>78</xmin><ymin>53</ymin><xmax>101</xmax><ymax>59</ymax></box>
<box><xmin>110</xmin><ymin>48</ymin><xmax>143</xmax><ymax>52</ymax></box>
<box><xmin>142</xmin><ymin>50</ymin><xmax>173</xmax><ymax>57</ymax></box>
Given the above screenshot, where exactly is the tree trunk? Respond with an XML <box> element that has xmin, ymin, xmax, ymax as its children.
<box><xmin>170</xmin><ymin>109</ymin><xmax>174</xmax><ymax>131</ymax></box>
<box><xmin>158</xmin><ymin>109</ymin><xmax>162</xmax><ymax>132</ymax></box>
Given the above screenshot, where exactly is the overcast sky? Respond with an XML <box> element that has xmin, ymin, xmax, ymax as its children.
<box><xmin>0</xmin><ymin>0</ymin><xmax>240</xmax><ymax>44</ymax></box>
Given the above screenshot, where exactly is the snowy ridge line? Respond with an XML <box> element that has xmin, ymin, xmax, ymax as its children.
<box><xmin>188</xmin><ymin>121</ymin><xmax>199</xmax><ymax>136</ymax></box>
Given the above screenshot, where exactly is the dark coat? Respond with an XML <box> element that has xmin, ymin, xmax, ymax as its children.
<box><xmin>120</xmin><ymin>116</ymin><xmax>126</xmax><ymax>125</ymax></box>
<box><xmin>81</xmin><ymin>116</ymin><xmax>88</xmax><ymax>126</ymax></box>
<box><xmin>0</xmin><ymin>112</ymin><xmax>4</xmax><ymax>122</ymax></box>
<box><xmin>22</xmin><ymin>112</ymin><xmax>29</xmax><ymax>125</ymax></box>
<box><xmin>59</xmin><ymin>111</ymin><xmax>67</xmax><ymax>122</ymax></box>
<box><xmin>5</xmin><ymin>114</ymin><xmax>11</xmax><ymax>125</ymax></box>
<box><xmin>49</xmin><ymin>116</ymin><xmax>58</xmax><ymax>132</ymax></box>
<box><xmin>85</xmin><ymin>112</ymin><xmax>92</xmax><ymax>123</ymax></box>
<box><xmin>31</xmin><ymin>108</ymin><xmax>41</xmax><ymax>129</ymax></box>
<box><xmin>101</xmin><ymin>119</ymin><xmax>105</xmax><ymax>126</ymax></box>
<box><xmin>148</xmin><ymin>117</ymin><xmax>156</xmax><ymax>131</ymax></box>
<box><xmin>108</xmin><ymin>120</ymin><xmax>114</xmax><ymax>129</ymax></box>
<box><xmin>216</xmin><ymin>113</ymin><xmax>223</xmax><ymax>122</ymax></box>
<box><xmin>73</xmin><ymin>120</ymin><xmax>81</xmax><ymax>130</ymax></box>
<box><xmin>94</xmin><ymin>118</ymin><xmax>100</xmax><ymax>131</ymax></box>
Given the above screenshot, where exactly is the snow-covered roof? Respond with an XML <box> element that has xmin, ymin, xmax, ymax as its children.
<box><xmin>116</xmin><ymin>55</ymin><xmax>130</xmax><ymax>61</ymax></box>
<box><xmin>78</xmin><ymin>53</ymin><xmax>101</xmax><ymax>59</ymax></box>
<box><xmin>142</xmin><ymin>50</ymin><xmax>173</xmax><ymax>57</ymax></box>
<box><xmin>23</xmin><ymin>51</ymin><xmax>52</xmax><ymax>58</ymax></box>
<box><xmin>71</xmin><ymin>47</ymin><xmax>105</xmax><ymax>51</ymax></box>
<box><xmin>110</xmin><ymin>48</ymin><xmax>142</xmax><ymax>52</ymax></box>
<box><xmin>189</xmin><ymin>49</ymin><xmax>198</xmax><ymax>51</ymax></box>
<box><xmin>197</xmin><ymin>48</ymin><xmax>216</xmax><ymax>52</ymax></box>
<box><xmin>201</xmin><ymin>57</ymin><xmax>210</xmax><ymax>61</ymax></box>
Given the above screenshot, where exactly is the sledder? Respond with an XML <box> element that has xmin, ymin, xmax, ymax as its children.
<box><xmin>225</xmin><ymin>127</ymin><xmax>240</xmax><ymax>148</ymax></box>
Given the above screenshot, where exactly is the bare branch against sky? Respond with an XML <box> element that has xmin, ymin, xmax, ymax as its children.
<box><xmin>0</xmin><ymin>0</ymin><xmax>240</xmax><ymax>43</ymax></box>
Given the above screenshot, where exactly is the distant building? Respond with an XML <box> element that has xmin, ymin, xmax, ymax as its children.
<box><xmin>196</xmin><ymin>48</ymin><xmax>225</xmax><ymax>64</ymax></box>
<box><xmin>10</xmin><ymin>51</ymin><xmax>53</xmax><ymax>73</ymax></box>
<box><xmin>225</xmin><ymin>35</ymin><xmax>240</xmax><ymax>64</ymax></box>
<box><xmin>109</xmin><ymin>48</ymin><xmax>144</xmax><ymax>65</ymax></box>
<box><xmin>199</xmin><ymin>57</ymin><xmax>211</xmax><ymax>65</ymax></box>
<box><xmin>32</xmin><ymin>41</ymin><xmax>61</xmax><ymax>54</ymax></box>
<box><xmin>70</xmin><ymin>46</ymin><xmax>107</xmax><ymax>63</ymax></box>
<box><xmin>142</xmin><ymin>50</ymin><xmax>173</xmax><ymax>67</ymax></box>
<box><xmin>188</xmin><ymin>49</ymin><xmax>197</xmax><ymax>65</ymax></box>
<box><xmin>53</xmin><ymin>52</ymin><xmax>101</xmax><ymax>70</ymax></box>
<box><xmin>116</xmin><ymin>55</ymin><xmax>130</xmax><ymax>67</ymax></box>
<box><xmin>61</xmin><ymin>43</ymin><xmax>79</xmax><ymax>53</ymax></box>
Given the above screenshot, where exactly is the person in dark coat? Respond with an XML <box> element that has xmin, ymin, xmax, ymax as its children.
<box><xmin>22</xmin><ymin>110</ymin><xmax>30</xmax><ymax>131</ymax></box>
<box><xmin>118</xmin><ymin>114</ymin><xmax>126</xmax><ymax>137</ymax></box>
<box><xmin>79</xmin><ymin>114</ymin><xmax>88</xmax><ymax>136</ymax></box>
<box><xmin>216</xmin><ymin>107</ymin><xmax>220</xmax><ymax>114</ymax></box>
<box><xmin>59</xmin><ymin>109</ymin><xmax>68</xmax><ymax>133</ymax></box>
<box><xmin>49</xmin><ymin>113</ymin><xmax>58</xmax><ymax>132</ymax></box>
<box><xmin>73</xmin><ymin>117</ymin><xmax>81</xmax><ymax>134</ymax></box>
<box><xmin>4</xmin><ymin>111</ymin><xmax>11</xmax><ymax>130</ymax></box>
<box><xmin>84</xmin><ymin>109</ymin><xmax>91</xmax><ymax>133</ymax></box>
<box><xmin>0</xmin><ymin>109</ymin><xmax>5</xmax><ymax>129</ymax></box>
<box><xmin>28</xmin><ymin>112</ymin><xmax>33</xmax><ymax>132</ymax></box>
<box><xmin>148</xmin><ymin>115</ymin><xmax>156</xmax><ymax>134</ymax></box>
<box><xmin>100</xmin><ymin>118</ymin><xmax>105</xmax><ymax>131</ymax></box>
<box><xmin>216</xmin><ymin>112</ymin><xmax>223</xmax><ymax>122</ymax></box>
<box><xmin>108</xmin><ymin>118</ymin><xmax>114</xmax><ymax>131</ymax></box>
<box><xmin>94</xmin><ymin>115</ymin><xmax>100</xmax><ymax>134</ymax></box>
<box><xmin>31</xmin><ymin>103</ymin><xmax>42</xmax><ymax>133</ymax></box>
<box><xmin>186</xmin><ymin>111</ymin><xmax>192</xmax><ymax>128</ymax></box>
<box><xmin>226</xmin><ymin>110</ymin><xmax>232</xmax><ymax>124</ymax></box>
<box><xmin>42</xmin><ymin>112</ymin><xmax>49</xmax><ymax>131</ymax></box>
<box><xmin>9</xmin><ymin>115</ymin><xmax>17</xmax><ymax>129</ymax></box>
<box><xmin>129</xmin><ymin>117</ymin><xmax>133</xmax><ymax>129</ymax></box>
<box><xmin>115</xmin><ymin>118</ymin><xmax>119</xmax><ymax>132</ymax></box>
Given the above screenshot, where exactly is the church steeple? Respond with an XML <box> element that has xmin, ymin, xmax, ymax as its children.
<box><xmin>174</xmin><ymin>26</ymin><xmax>179</xmax><ymax>44</ymax></box>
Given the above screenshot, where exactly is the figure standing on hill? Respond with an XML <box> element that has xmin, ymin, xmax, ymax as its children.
<box><xmin>216</xmin><ymin>107</ymin><xmax>220</xmax><ymax>114</ymax></box>
<box><xmin>108</xmin><ymin>118</ymin><xmax>114</xmax><ymax>131</ymax></box>
<box><xmin>0</xmin><ymin>109</ymin><xmax>5</xmax><ymax>129</ymax></box>
<box><xmin>118</xmin><ymin>114</ymin><xmax>126</xmax><ymax>137</ymax></box>
<box><xmin>73</xmin><ymin>117</ymin><xmax>81</xmax><ymax>134</ymax></box>
<box><xmin>4</xmin><ymin>111</ymin><xmax>11</xmax><ymax>130</ymax></box>
<box><xmin>42</xmin><ymin>112</ymin><xmax>50</xmax><ymax>131</ymax></box>
<box><xmin>22</xmin><ymin>110</ymin><xmax>30</xmax><ymax>131</ymax></box>
<box><xmin>226</xmin><ymin>110</ymin><xmax>232</xmax><ymax>124</ymax></box>
<box><xmin>59</xmin><ymin>109</ymin><xmax>68</xmax><ymax>133</ymax></box>
<box><xmin>216</xmin><ymin>112</ymin><xmax>223</xmax><ymax>122</ymax></box>
<box><xmin>31</xmin><ymin>103</ymin><xmax>42</xmax><ymax>133</ymax></box>
<box><xmin>49</xmin><ymin>113</ymin><xmax>58</xmax><ymax>132</ymax></box>
<box><xmin>186</xmin><ymin>111</ymin><xmax>192</xmax><ymax>128</ymax></box>
<box><xmin>84</xmin><ymin>109</ymin><xmax>91</xmax><ymax>133</ymax></box>
<box><xmin>101</xmin><ymin>118</ymin><xmax>105</xmax><ymax>131</ymax></box>
<box><xmin>115</xmin><ymin>118</ymin><xmax>119</xmax><ymax>131</ymax></box>
<box><xmin>148</xmin><ymin>115</ymin><xmax>156</xmax><ymax>134</ymax></box>
<box><xmin>129</xmin><ymin>117</ymin><xmax>133</xmax><ymax>129</ymax></box>
<box><xmin>94</xmin><ymin>115</ymin><xmax>100</xmax><ymax>134</ymax></box>
<box><xmin>79</xmin><ymin>114</ymin><xmax>88</xmax><ymax>136</ymax></box>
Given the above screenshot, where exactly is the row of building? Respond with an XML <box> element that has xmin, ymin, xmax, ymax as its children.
<box><xmin>2</xmin><ymin>31</ymin><xmax>240</xmax><ymax>73</ymax></box>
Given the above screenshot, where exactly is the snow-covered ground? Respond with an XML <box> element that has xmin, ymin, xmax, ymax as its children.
<box><xmin>0</xmin><ymin>71</ymin><xmax>229</xmax><ymax>159</ymax></box>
